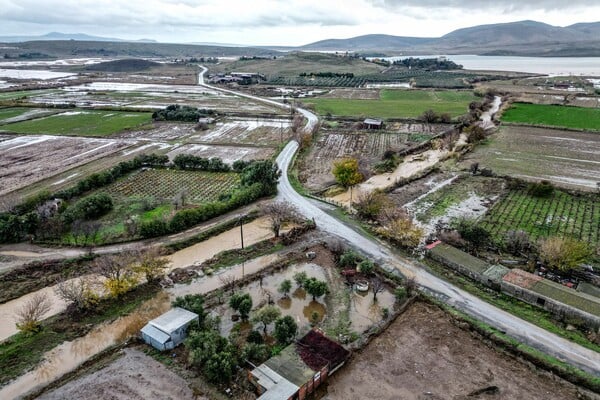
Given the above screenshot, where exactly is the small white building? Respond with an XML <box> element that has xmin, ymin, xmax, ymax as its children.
<box><xmin>141</xmin><ymin>307</ymin><xmax>199</xmax><ymax>351</ymax></box>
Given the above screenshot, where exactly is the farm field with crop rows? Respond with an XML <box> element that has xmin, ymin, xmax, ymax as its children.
<box><xmin>479</xmin><ymin>188</ymin><xmax>600</xmax><ymax>246</ymax></box>
<box><xmin>0</xmin><ymin>110</ymin><xmax>152</xmax><ymax>136</ymax></box>
<box><xmin>501</xmin><ymin>103</ymin><xmax>600</xmax><ymax>131</ymax></box>
<box><xmin>104</xmin><ymin>169</ymin><xmax>240</xmax><ymax>204</ymax></box>
<box><xmin>307</xmin><ymin>89</ymin><xmax>476</xmax><ymax>118</ymax></box>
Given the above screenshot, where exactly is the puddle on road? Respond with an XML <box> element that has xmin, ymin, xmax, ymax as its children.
<box><xmin>0</xmin><ymin>292</ymin><xmax>170</xmax><ymax>400</ymax></box>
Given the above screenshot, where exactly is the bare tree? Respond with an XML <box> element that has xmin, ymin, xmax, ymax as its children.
<box><xmin>93</xmin><ymin>253</ymin><xmax>138</xmax><ymax>297</ymax></box>
<box><xmin>132</xmin><ymin>246</ymin><xmax>170</xmax><ymax>282</ymax></box>
<box><xmin>219</xmin><ymin>273</ymin><xmax>237</xmax><ymax>295</ymax></box>
<box><xmin>371</xmin><ymin>277</ymin><xmax>384</xmax><ymax>302</ymax></box>
<box><xmin>72</xmin><ymin>220</ymin><xmax>102</xmax><ymax>249</ymax></box>
<box><xmin>55</xmin><ymin>277</ymin><xmax>96</xmax><ymax>313</ymax></box>
<box><xmin>261</xmin><ymin>201</ymin><xmax>299</xmax><ymax>238</ymax></box>
<box><xmin>15</xmin><ymin>292</ymin><xmax>52</xmax><ymax>333</ymax></box>
<box><xmin>404</xmin><ymin>276</ymin><xmax>418</xmax><ymax>296</ymax></box>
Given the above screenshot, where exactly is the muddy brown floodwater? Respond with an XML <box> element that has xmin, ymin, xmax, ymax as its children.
<box><xmin>167</xmin><ymin>217</ymin><xmax>274</xmax><ymax>270</ymax></box>
<box><xmin>325</xmin><ymin>301</ymin><xmax>580</xmax><ymax>400</ymax></box>
<box><xmin>0</xmin><ymin>292</ymin><xmax>171</xmax><ymax>400</ymax></box>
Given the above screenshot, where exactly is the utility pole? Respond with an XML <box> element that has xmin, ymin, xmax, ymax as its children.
<box><xmin>239</xmin><ymin>216</ymin><xmax>244</xmax><ymax>249</ymax></box>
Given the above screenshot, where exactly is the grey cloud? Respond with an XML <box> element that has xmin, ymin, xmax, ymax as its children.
<box><xmin>370</xmin><ymin>0</ymin><xmax>593</xmax><ymax>11</ymax></box>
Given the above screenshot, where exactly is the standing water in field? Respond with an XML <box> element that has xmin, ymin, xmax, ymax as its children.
<box><xmin>0</xmin><ymin>292</ymin><xmax>171</xmax><ymax>400</ymax></box>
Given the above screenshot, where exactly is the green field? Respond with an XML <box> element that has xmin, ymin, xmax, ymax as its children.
<box><xmin>308</xmin><ymin>89</ymin><xmax>477</xmax><ymax>118</ymax></box>
<box><xmin>501</xmin><ymin>103</ymin><xmax>600</xmax><ymax>131</ymax></box>
<box><xmin>0</xmin><ymin>107</ymin><xmax>27</xmax><ymax>122</ymax></box>
<box><xmin>480</xmin><ymin>188</ymin><xmax>600</xmax><ymax>246</ymax></box>
<box><xmin>0</xmin><ymin>109</ymin><xmax>152</xmax><ymax>136</ymax></box>
<box><xmin>0</xmin><ymin>89</ymin><xmax>60</xmax><ymax>100</ymax></box>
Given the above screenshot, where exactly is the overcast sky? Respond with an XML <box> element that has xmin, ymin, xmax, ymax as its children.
<box><xmin>1</xmin><ymin>0</ymin><xmax>598</xmax><ymax>45</ymax></box>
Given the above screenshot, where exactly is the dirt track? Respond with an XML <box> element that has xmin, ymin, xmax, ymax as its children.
<box><xmin>325</xmin><ymin>302</ymin><xmax>580</xmax><ymax>400</ymax></box>
<box><xmin>37</xmin><ymin>348</ymin><xmax>197</xmax><ymax>400</ymax></box>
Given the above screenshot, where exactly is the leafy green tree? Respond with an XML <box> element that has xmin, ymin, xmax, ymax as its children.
<box><xmin>278</xmin><ymin>279</ymin><xmax>292</xmax><ymax>298</ymax></box>
<box><xmin>304</xmin><ymin>277</ymin><xmax>329</xmax><ymax>301</ymax></box>
<box><xmin>274</xmin><ymin>315</ymin><xmax>297</xmax><ymax>345</ymax></box>
<box><xmin>242</xmin><ymin>342</ymin><xmax>270</xmax><ymax>364</ymax></box>
<box><xmin>338</xmin><ymin>249</ymin><xmax>360</xmax><ymax>268</ymax></box>
<box><xmin>246</xmin><ymin>330</ymin><xmax>264</xmax><ymax>344</ymax></box>
<box><xmin>358</xmin><ymin>259</ymin><xmax>374</xmax><ymax>276</ymax></box>
<box><xmin>451</xmin><ymin>217</ymin><xmax>490</xmax><ymax>249</ymax></box>
<box><xmin>251</xmin><ymin>305</ymin><xmax>281</xmax><ymax>335</ymax></box>
<box><xmin>240</xmin><ymin>160</ymin><xmax>281</xmax><ymax>193</ymax></box>
<box><xmin>332</xmin><ymin>158</ymin><xmax>364</xmax><ymax>189</ymax></box>
<box><xmin>229</xmin><ymin>293</ymin><xmax>253</xmax><ymax>321</ymax></box>
<box><xmin>186</xmin><ymin>329</ymin><xmax>238</xmax><ymax>384</ymax></box>
<box><xmin>293</xmin><ymin>271</ymin><xmax>308</xmax><ymax>288</ymax></box>
<box><xmin>64</xmin><ymin>193</ymin><xmax>113</xmax><ymax>222</ymax></box>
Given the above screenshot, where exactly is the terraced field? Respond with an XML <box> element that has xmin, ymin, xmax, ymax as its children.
<box><xmin>479</xmin><ymin>188</ymin><xmax>600</xmax><ymax>246</ymax></box>
<box><xmin>104</xmin><ymin>169</ymin><xmax>240</xmax><ymax>204</ymax></box>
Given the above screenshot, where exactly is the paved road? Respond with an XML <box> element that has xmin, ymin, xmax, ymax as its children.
<box><xmin>200</xmin><ymin>67</ymin><xmax>600</xmax><ymax>376</ymax></box>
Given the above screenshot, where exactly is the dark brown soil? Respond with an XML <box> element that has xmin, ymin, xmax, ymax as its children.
<box><xmin>325</xmin><ymin>301</ymin><xmax>580</xmax><ymax>400</ymax></box>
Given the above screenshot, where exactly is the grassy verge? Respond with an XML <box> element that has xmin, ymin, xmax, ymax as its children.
<box><xmin>427</xmin><ymin>295</ymin><xmax>600</xmax><ymax>392</ymax></box>
<box><xmin>501</xmin><ymin>103</ymin><xmax>600</xmax><ymax>131</ymax></box>
<box><xmin>422</xmin><ymin>258</ymin><xmax>600</xmax><ymax>353</ymax></box>
<box><xmin>199</xmin><ymin>240</ymin><xmax>285</xmax><ymax>275</ymax></box>
<box><xmin>0</xmin><ymin>283</ymin><xmax>160</xmax><ymax>385</ymax></box>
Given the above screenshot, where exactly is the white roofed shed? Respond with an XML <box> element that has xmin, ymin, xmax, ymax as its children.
<box><xmin>141</xmin><ymin>307</ymin><xmax>199</xmax><ymax>351</ymax></box>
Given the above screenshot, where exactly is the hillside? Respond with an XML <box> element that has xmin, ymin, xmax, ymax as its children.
<box><xmin>1</xmin><ymin>40</ymin><xmax>281</xmax><ymax>59</ymax></box>
<box><xmin>209</xmin><ymin>52</ymin><xmax>386</xmax><ymax>76</ymax></box>
<box><xmin>298</xmin><ymin>20</ymin><xmax>600</xmax><ymax>56</ymax></box>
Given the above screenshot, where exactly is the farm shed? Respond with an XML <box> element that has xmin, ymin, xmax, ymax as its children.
<box><xmin>363</xmin><ymin>118</ymin><xmax>384</xmax><ymax>130</ymax></box>
<box><xmin>502</xmin><ymin>269</ymin><xmax>600</xmax><ymax>329</ymax></box>
<box><xmin>141</xmin><ymin>307</ymin><xmax>199</xmax><ymax>351</ymax></box>
<box><xmin>249</xmin><ymin>329</ymin><xmax>350</xmax><ymax>400</ymax></box>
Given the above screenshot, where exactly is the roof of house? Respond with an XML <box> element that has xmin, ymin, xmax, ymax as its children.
<box><xmin>503</xmin><ymin>269</ymin><xmax>600</xmax><ymax>317</ymax></box>
<box><xmin>363</xmin><ymin>118</ymin><xmax>383</xmax><ymax>126</ymax></box>
<box><xmin>141</xmin><ymin>323</ymin><xmax>171</xmax><ymax>344</ymax></box>
<box><xmin>252</xmin><ymin>364</ymin><xmax>299</xmax><ymax>400</ymax></box>
<box><xmin>264</xmin><ymin>344</ymin><xmax>315</xmax><ymax>387</ymax></box>
<box><xmin>296</xmin><ymin>329</ymin><xmax>350</xmax><ymax>371</ymax></box>
<box><xmin>429</xmin><ymin>243</ymin><xmax>490</xmax><ymax>274</ymax></box>
<box><xmin>148</xmin><ymin>307</ymin><xmax>199</xmax><ymax>334</ymax></box>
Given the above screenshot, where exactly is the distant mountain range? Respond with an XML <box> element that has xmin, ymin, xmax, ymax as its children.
<box><xmin>2</xmin><ymin>20</ymin><xmax>600</xmax><ymax>57</ymax></box>
<box><xmin>297</xmin><ymin>21</ymin><xmax>600</xmax><ymax>56</ymax></box>
<box><xmin>0</xmin><ymin>32</ymin><xmax>156</xmax><ymax>43</ymax></box>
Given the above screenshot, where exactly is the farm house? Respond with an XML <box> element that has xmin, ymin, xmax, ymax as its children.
<box><xmin>362</xmin><ymin>118</ymin><xmax>384</xmax><ymax>130</ymax></box>
<box><xmin>141</xmin><ymin>307</ymin><xmax>199</xmax><ymax>351</ymax></box>
<box><xmin>249</xmin><ymin>329</ymin><xmax>350</xmax><ymax>400</ymax></box>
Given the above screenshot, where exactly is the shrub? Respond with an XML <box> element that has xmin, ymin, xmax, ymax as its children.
<box><xmin>63</xmin><ymin>193</ymin><xmax>113</xmax><ymax>223</ymax></box>
<box><xmin>529</xmin><ymin>180</ymin><xmax>554</xmax><ymax>198</ymax></box>
<box><xmin>338</xmin><ymin>249</ymin><xmax>361</xmax><ymax>268</ymax></box>
<box><xmin>358</xmin><ymin>259</ymin><xmax>374</xmax><ymax>275</ymax></box>
<box><xmin>246</xmin><ymin>330</ymin><xmax>264</xmax><ymax>344</ymax></box>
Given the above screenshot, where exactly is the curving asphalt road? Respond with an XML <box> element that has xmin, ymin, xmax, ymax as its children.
<box><xmin>199</xmin><ymin>66</ymin><xmax>600</xmax><ymax>376</ymax></box>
